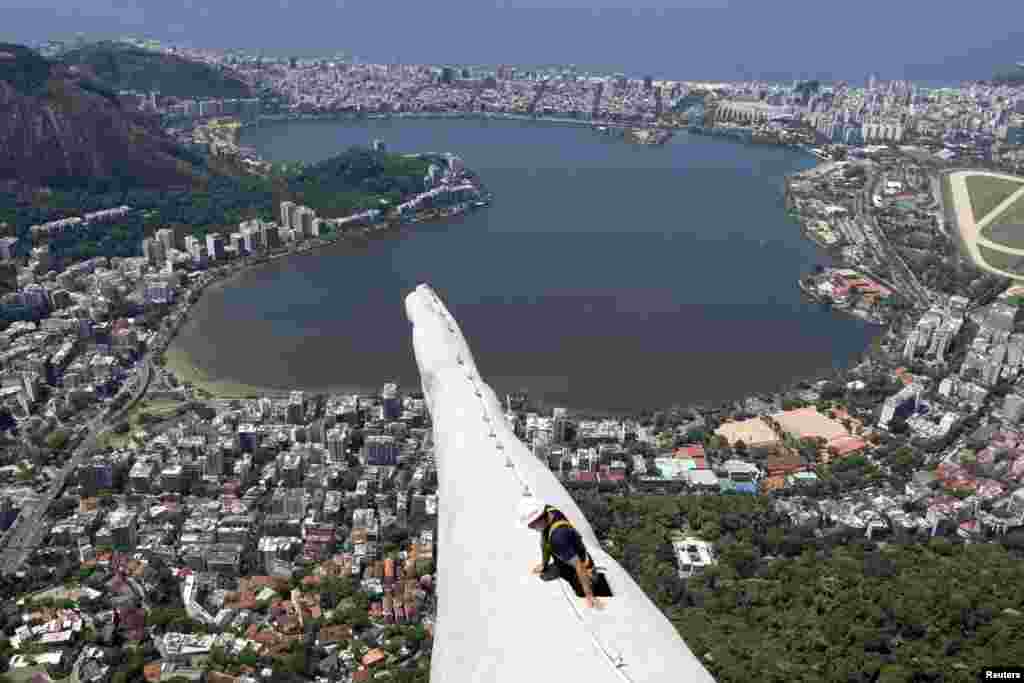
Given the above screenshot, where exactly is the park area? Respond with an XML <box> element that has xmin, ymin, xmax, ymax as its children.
<box><xmin>965</xmin><ymin>174</ymin><xmax>1024</xmax><ymax>223</ymax></box>
<box><xmin>986</xmin><ymin>189</ymin><xmax>1024</xmax><ymax>229</ymax></box>
<box><xmin>947</xmin><ymin>170</ymin><xmax>1024</xmax><ymax>278</ymax></box>
<box><xmin>99</xmin><ymin>398</ymin><xmax>189</xmax><ymax>448</ymax></box>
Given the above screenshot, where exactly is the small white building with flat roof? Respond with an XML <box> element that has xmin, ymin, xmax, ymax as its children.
<box><xmin>672</xmin><ymin>536</ymin><xmax>716</xmax><ymax>579</ymax></box>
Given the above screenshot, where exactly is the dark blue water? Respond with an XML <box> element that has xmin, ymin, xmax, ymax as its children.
<box><xmin>172</xmin><ymin>118</ymin><xmax>879</xmax><ymax>414</ymax></box>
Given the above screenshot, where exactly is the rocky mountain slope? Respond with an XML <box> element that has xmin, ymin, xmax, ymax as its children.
<box><xmin>0</xmin><ymin>43</ymin><xmax>203</xmax><ymax>189</ymax></box>
<box><xmin>61</xmin><ymin>41</ymin><xmax>253</xmax><ymax>99</ymax></box>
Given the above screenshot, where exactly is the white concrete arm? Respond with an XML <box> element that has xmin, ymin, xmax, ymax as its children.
<box><xmin>405</xmin><ymin>284</ymin><xmax>716</xmax><ymax>683</ymax></box>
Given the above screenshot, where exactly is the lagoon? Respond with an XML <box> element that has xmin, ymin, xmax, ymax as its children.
<box><xmin>168</xmin><ymin>118</ymin><xmax>878</xmax><ymax>414</ymax></box>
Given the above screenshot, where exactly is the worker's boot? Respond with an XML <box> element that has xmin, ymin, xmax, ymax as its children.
<box><xmin>539</xmin><ymin>565</ymin><xmax>561</xmax><ymax>582</ymax></box>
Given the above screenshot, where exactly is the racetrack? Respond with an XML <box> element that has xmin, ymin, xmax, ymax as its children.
<box><xmin>947</xmin><ymin>170</ymin><xmax>1024</xmax><ymax>278</ymax></box>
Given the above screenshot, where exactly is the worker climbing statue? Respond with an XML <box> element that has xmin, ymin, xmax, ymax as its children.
<box><xmin>406</xmin><ymin>283</ymin><xmax>715</xmax><ymax>681</ymax></box>
<box><xmin>519</xmin><ymin>497</ymin><xmax>613</xmax><ymax>609</ymax></box>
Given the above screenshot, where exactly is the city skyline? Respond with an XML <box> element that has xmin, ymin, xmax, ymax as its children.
<box><xmin>3</xmin><ymin>0</ymin><xmax>1024</xmax><ymax>85</ymax></box>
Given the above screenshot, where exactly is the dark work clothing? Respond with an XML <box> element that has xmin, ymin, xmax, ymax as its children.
<box><xmin>540</xmin><ymin>558</ymin><xmax>614</xmax><ymax>598</ymax></box>
<box><xmin>540</xmin><ymin>507</ymin><xmax>588</xmax><ymax>568</ymax></box>
<box><xmin>538</xmin><ymin>506</ymin><xmax>612</xmax><ymax>598</ymax></box>
<box><xmin>548</xmin><ymin>524</ymin><xmax>584</xmax><ymax>566</ymax></box>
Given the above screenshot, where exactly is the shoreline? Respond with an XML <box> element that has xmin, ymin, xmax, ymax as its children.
<box><xmin>235</xmin><ymin>111</ymin><xmax>818</xmax><ymax>158</ymax></box>
<box><xmin>163</xmin><ymin>345</ymin><xmax>374</xmax><ymax>400</ymax></box>
<box><xmin>165</xmin><ymin>120</ymin><xmax>862</xmax><ymax>416</ymax></box>
<box><xmin>161</xmin><ymin>198</ymin><xmax>484</xmax><ymax>399</ymax></box>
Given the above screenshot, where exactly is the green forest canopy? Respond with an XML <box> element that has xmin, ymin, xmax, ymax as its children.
<box><xmin>0</xmin><ymin>43</ymin><xmax>53</xmax><ymax>95</ymax></box>
<box><xmin>286</xmin><ymin>147</ymin><xmax>431</xmax><ymax>218</ymax></box>
<box><xmin>572</xmin><ymin>492</ymin><xmax>1024</xmax><ymax>683</ymax></box>
<box><xmin>61</xmin><ymin>41</ymin><xmax>253</xmax><ymax>99</ymax></box>
<box><xmin>0</xmin><ymin>146</ymin><xmax>435</xmax><ymax>262</ymax></box>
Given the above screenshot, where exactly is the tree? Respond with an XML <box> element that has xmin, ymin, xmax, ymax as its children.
<box><xmin>382</xmin><ymin>526</ymin><xmax>410</xmax><ymax>546</ymax></box>
<box><xmin>414</xmin><ymin>559</ymin><xmax>434</xmax><ymax>578</ymax></box>
<box><xmin>238</xmin><ymin>648</ymin><xmax>259</xmax><ymax>668</ymax></box>
<box><xmin>45</xmin><ymin>429</ymin><xmax>70</xmax><ymax>450</ymax></box>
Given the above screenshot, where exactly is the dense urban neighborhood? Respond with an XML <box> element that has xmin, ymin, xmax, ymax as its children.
<box><xmin>3</xmin><ymin>35</ymin><xmax>1024</xmax><ymax>683</ymax></box>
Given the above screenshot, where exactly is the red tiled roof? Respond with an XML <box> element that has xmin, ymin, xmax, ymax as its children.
<box><xmin>766</xmin><ymin>450</ymin><xmax>803</xmax><ymax>476</ymax></box>
<box><xmin>253</xmin><ymin>630</ymin><xmax>278</xmax><ymax>645</ymax></box>
<box><xmin>226</xmin><ymin>591</ymin><xmax>257</xmax><ymax>611</ymax></box>
<box><xmin>937</xmin><ymin>462</ymin><xmax>965</xmax><ymax>480</ymax></box>
<box><xmin>319</xmin><ymin>624</ymin><xmax>353</xmax><ymax>643</ymax></box>
<box><xmin>828</xmin><ymin>435</ymin><xmax>867</xmax><ymax>456</ymax></box>
<box><xmin>945</xmin><ymin>478</ymin><xmax>978</xmax><ymax>492</ymax></box>
<box><xmin>675</xmin><ymin>444</ymin><xmax>706</xmax><ymax>459</ymax></box>
<box><xmin>362</xmin><ymin>649</ymin><xmax>387</xmax><ymax>667</ymax></box>
<box><xmin>977</xmin><ymin>479</ymin><xmax>1006</xmax><ymax>499</ymax></box>
<box><xmin>117</xmin><ymin>607</ymin><xmax>146</xmax><ymax>630</ymax></box>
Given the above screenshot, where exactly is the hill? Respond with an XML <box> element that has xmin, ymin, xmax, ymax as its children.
<box><xmin>61</xmin><ymin>41</ymin><xmax>253</xmax><ymax>99</ymax></box>
<box><xmin>0</xmin><ymin>43</ymin><xmax>204</xmax><ymax>190</ymax></box>
<box><xmin>285</xmin><ymin>147</ymin><xmax>431</xmax><ymax>217</ymax></box>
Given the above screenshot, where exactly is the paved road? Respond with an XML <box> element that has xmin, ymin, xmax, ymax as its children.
<box><xmin>857</xmin><ymin>171</ymin><xmax>930</xmax><ymax>309</ymax></box>
<box><xmin>0</xmin><ymin>270</ymin><xmax>206</xmax><ymax>574</ymax></box>
<box><xmin>0</xmin><ymin>358</ymin><xmax>153</xmax><ymax>575</ymax></box>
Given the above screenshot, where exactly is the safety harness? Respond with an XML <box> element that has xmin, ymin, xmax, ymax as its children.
<box><xmin>541</xmin><ymin>507</ymin><xmax>595</xmax><ymax>575</ymax></box>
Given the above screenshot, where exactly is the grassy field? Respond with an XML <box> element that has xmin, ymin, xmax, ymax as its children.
<box><xmin>100</xmin><ymin>397</ymin><xmax>190</xmax><ymax>448</ymax></box>
<box><xmin>133</xmin><ymin>398</ymin><xmax>189</xmax><ymax>419</ymax></box>
<box><xmin>987</xmin><ymin>189</ymin><xmax>1024</xmax><ymax>229</ymax></box>
<box><xmin>978</xmin><ymin>243</ymin><xmax>1024</xmax><ymax>276</ymax></box>
<box><xmin>964</xmin><ymin>174</ymin><xmax>1024</xmax><ymax>223</ymax></box>
<box><xmin>163</xmin><ymin>345</ymin><xmax>285</xmax><ymax>399</ymax></box>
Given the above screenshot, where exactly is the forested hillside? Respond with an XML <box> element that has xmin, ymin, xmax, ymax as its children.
<box><xmin>61</xmin><ymin>41</ymin><xmax>253</xmax><ymax>99</ymax></box>
<box><xmin>0</xmin><ymin>146</ymin><xmax>434</xmax><ymax>263</ymax></box>
<box><xmin>572</xmin><ymin>492</ymin><xmax>1024</xmax><ymax>682</ymax></box>
<box><xmin>286</xmin><ymin>147</ymin><xmax>431</xmax><ymax>218</ymax></box>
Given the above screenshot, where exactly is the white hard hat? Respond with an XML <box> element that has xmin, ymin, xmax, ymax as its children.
<box><xmin>518</xmin><ymin>497</ymin><xmax>546</xmax><ymax>528</ymax></box>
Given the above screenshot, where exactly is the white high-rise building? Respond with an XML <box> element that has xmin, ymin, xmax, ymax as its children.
<box><xmin>327</xmin><ymin>427</ymin><xmax>347</xmax><ymax>461</ymax></box>
<box><xmin>880</xmin><ymin>384</ymin><xmax>921</xmax><ymax>428</ymax></box>
<box><xmin>1004</xmin><ymin>394</ymin><xmax>1024</xmax><ymax>424</ymax></box>
<box><xmin>206</xmin><ymin>233</ymin><xmax>225</xmax><ymax>261</ymax></box>
<box><xmin>206</xmin><ymin>447</ymin><xmax>224</xmax><ymax>477</ymax></box>
<box><xmin>299</xmin><ymin>208</ymin><xmax>315</xmax><ymax>237</ymax></box>
<box><xmin>156</xmin><ymin>228</ymin><xmax>175</xmax><ymax>253</ymax></box>
<box><xmin>280</xmin><ymin>201</ymin><xmax>296</xmax><ymax>230</ymax></box>
<box><xmin>289</xmin><ymin>205</ymin><xmax>303</xmax><ymax>232</ymax></box>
